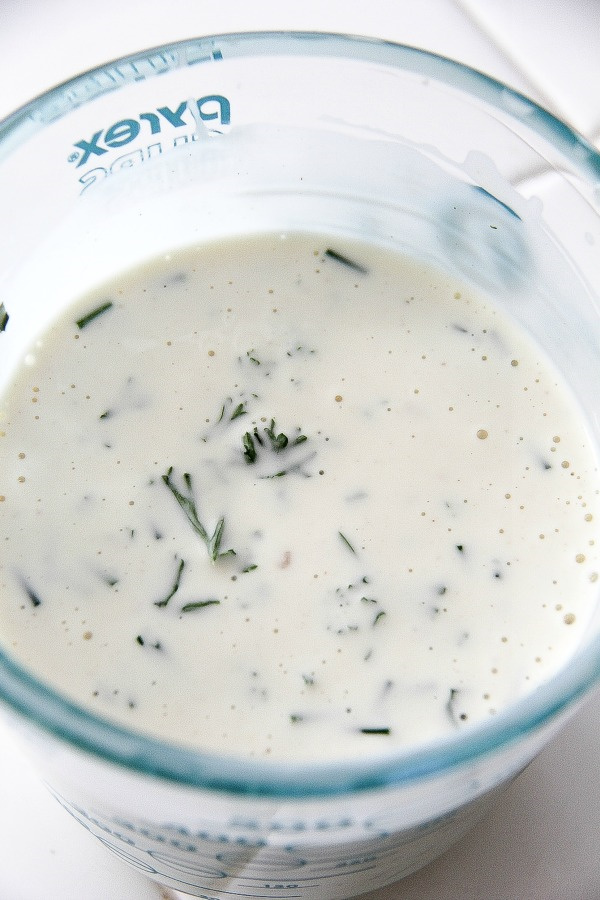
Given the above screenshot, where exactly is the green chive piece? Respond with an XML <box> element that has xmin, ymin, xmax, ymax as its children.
<box><xmin>338</xmin><ymin>531</ymin><xmax>356</xmax><ymax>554</ymax></box>
<box><xmin>181</xmin><ymin>599</ymin><xmax>221</xmax><ymax>612</ymax></box>
<box><xmin>359</xmin><ymin>727</ymin><xmax>391</xmax><ymax>735</ymax></box>
<box><xmin>76</xmin><ymin>301</ymin><xmax>113</xmax><ymax>330</ymax></box>
<box><xmin>324</xmin><ymin>248</ymin><xmax>368</xmax><ymax>274</ymax></box>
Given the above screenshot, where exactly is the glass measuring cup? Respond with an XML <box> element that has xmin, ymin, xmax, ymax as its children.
<box><xmin>0</xmin><ymin>32</ymin><xmax>599</xmax><ymax>900</ymax></box>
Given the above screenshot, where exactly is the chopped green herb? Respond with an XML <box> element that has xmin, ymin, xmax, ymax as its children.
<box><xmin>265</xmin><ymin>419</ymin><xmax>289</xmax><ymax>451</ymax></box>
<box><xmin>242</xmin><ymin>431</ymin><xmax>257</xmax><ymax>463</ymax></box>
<box><xmin>446</xmin><ymin>687</ymin><xmax>461</xmax><ymax>726</ymax></box>
<box><xmin>136</xmin><ymin>635</ymin><xmax>163</xmax><ymax>650</ymax></box>
<box><xmin>217</xmin><ymin>397</ymin><xmax>249</xmax><ymax>424</ymax></box>
<box><xmin>324</xmin><ymin>248</ymin><xmax>368</xmax><ymax>275</ymax></box>
<box><xmin>154</xmin><ymin>556</ymin><xmax>185</xmax><ymax>607</ymax></box>
<box><xmin>242</xmin><ymin>419</ymin><xmax>309</xmax><ymax>473</ymax></box>
<box><xmin>20</xmin><ymin>578</ymin><xmax>42</xmax><ymax>607</ymax></box>
<box><xmin>0</xmin><ymin>302</ymin><xmax>8</xmax><ymax>332</ymax></box>
<box><xmin>359</xmin><ymin>727</ymin><xmax>391</xmax><ymax>735</ymax></box>
<box><xmin>162</xmin><ymin>467</ymin><xmax>235</xmax><ymax>562</ymax></box>
<box><xmin>373</xmin><ymin>610</ymin><xmax>387</xmax><ymax>626</ymax></box>
<box><xmin>76</xmin><ymin>301</ymin><xmax>113</xmax><ymax>330</ymax></box>
<box><xmin>230</xmin><ymin>402</ymin><xmax>247</xmax><ymax>421</ymax></box>
<box><xmin>338</xmin><ymin>531</ymin><xmax>356</xmax><ymax>554</ymax></box>
<box><xmin>209</xmin><ymin>517</ymin><xmax>234</xmax><ymax>562</ymax></box>
<box><xmin>241</xmin><ymin>564</ymin><xmax>257</xmax><ymax>573</ymax></box>
<box><xmin>181</xmin><ymin>599</ymin><xmax>221</xmax><ymax>612</ymax></box>
<box><xmin>290</xmin><ymin>713</ymin><xmax>304</xmax><ymax>724</ymax></box>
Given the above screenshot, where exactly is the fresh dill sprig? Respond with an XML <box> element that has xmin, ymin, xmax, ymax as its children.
<box><xmin>162</xmin><ymin>467</ymin><xmax>235</xmax><ymax>562</ymax></box>
<box><xmin>217</xmin><ymin>397</ymin><xmax>248</xmax><ymax>424</ymax></box>
<box><xmin>230</xmin><ymin>402</ymin><xmax>247</xmax><ymax>421</ymax></box>
<box><xmin>264</xmin><ymin>419</ymin><xmax>289</xmax><ymax>451</ymax></box>
<box><xmin>242</xmin><ymin>419</ymin><xmax>307</xmax><ymax>468</ymax></box>
<box><xmin>154</xmin><ymin>556</ymin><xmax>185</xmax><ymax>607</ymax></box>
<box><xmin>242</xmin><ymin>430</ymin><xmax>258</xmax><ymax>463</ymax></box>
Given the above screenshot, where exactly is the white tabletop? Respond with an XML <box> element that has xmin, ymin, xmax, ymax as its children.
<box><xmin>1</xmin><ymin>2</ymin><xmax>600</xmax><ymax>898</ymax></box>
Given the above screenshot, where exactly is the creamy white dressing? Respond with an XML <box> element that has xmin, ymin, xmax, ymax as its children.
<box><xmin>0</xmin><ymin>232</ymin><xmax>598</xmax><ymax>761</ymax></box>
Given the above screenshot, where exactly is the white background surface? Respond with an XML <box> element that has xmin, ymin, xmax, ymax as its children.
<box><xmin>1</xmin><ymin>2</ymin><xmax>600</xmax><ymax>898</ymax></box>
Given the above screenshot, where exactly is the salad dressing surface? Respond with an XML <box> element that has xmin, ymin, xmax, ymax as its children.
<box><xmin>0</xmin><ymin>232</ymin><xmax>598</xmax><ymax>760</ymax></box>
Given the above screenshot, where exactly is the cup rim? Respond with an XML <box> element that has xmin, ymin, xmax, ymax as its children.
<box><xmin>2</xmin><ymin>30</ymin><xmax>600</xmax><ymax>178</ymax></box>
<box><xmin>1</xmin><ymin>30</ymin><xmax>599</xmax><ymax>799</ymax></box>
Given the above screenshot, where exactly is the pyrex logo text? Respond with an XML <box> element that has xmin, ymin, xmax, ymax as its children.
<box><xmin>72</xmin><ymin>95</ymin><xmax>230</xmax><ymax>167</ymax></box>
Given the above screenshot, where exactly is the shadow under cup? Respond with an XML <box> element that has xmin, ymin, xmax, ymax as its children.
<box><xmin>0</xmin><ymin>32</ymin><xmax>599</xmax><ymax>900</ymax></box>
